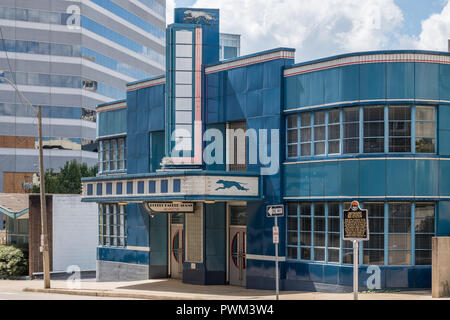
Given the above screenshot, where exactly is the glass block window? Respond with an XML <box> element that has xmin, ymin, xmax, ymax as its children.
<box><xmin>364</xmin><ymin>106</ymin><xmax>385</xmax><ymax>153</ymax></box>
<box><xmin>415</xmin><ymin>203</ymin><xmax>435</xmax><ymax>265</ymax></box>
<box><xmin>343</xmin><ymin>108</ymin><xmax>360</xmax><ymax>154</ymax></box>
<box><xmin>389</xmin><ymin>105</ymin><xmax>411</xmax><ymax>152</ymax></box>
<box><xmin>415</xmin><ymin>106</ymin><xmax>436</xmax><ymax>153</ymax></box>
<box><xmin>98</xmin><ymin>204</ymin><xmax>127</xmax><ymax>248</ymax></box>
<box><xmin>99</xmin><ymin>138</ymin><xmax>126</xmax><ymax>173</ymax></box>
<box><xmin>287</xmin><ymin>203</ymin><xmax>299</xmax><ymax>260</ymax></box>
<box><xmin>300</xmin><ymin>113</ymin><xmax>312</xmax><ymax>156</ymax></box>
<box><xmin>314</xmin><ymin>112</ymin><xmax>326</xmax><ymax>156</ymax></box>
<box><xmin>362</xmin><ymin>203</ymin><xmax>385</xmax><ymax>265</ymax></box>
<box><xmin>327</xmin><ymin>202</ymin><xmax>340</xmax><ymax>263</ymax></box>
<box><xmin>287</xmin><ymin>115</ymin><xmax>299</xmax><ymax>158</ymax></box>
<box><xmin>299</xmin><ymin>203</ymin><xmax>312</xmax><ymax>260</ymax></box>
<box><xmin>328</xmin><ymin>110</ymin><xmax>341</xmax><ymax>155</ymax></box>
<box><xmin>313</xmin><ymin>203</ymin><xmax>326</xmax><ymax>261</ymax></box>
<box><xmin>388</xmin><ymin>203</ymin><xmax>412</xmax><ymax>265</ymax></box>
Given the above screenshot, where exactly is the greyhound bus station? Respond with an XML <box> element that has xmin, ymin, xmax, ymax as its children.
<box><xmin>81</xmin><ymin>7</ymin><xmax>450</xmax><ymax>292</ymax></box>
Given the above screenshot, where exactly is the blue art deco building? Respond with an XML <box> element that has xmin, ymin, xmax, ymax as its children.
<box><xmin>82</xmin><ymin>8</ymin><xmax>450</xmax><ymax>291</ymax></box>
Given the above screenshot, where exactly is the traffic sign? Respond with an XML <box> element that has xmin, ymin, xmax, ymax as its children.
<box><xmin>272</xmin><ymin>226</ymin><xmax>279</xmax><ymax>244</ymax></box>
<box><xmin>266</xmin><ymin>205</ymin><xmax>284</xmax><ymax>217</ymax></box>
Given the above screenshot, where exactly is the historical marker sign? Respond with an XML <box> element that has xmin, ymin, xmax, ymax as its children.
<box><xmin>343</xmin><ymin>201</ymin><xmax>369</xmax><ymax>241</ymax></box>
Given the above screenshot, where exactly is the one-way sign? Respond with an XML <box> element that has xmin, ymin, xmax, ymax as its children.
<box><xmin>267</xmin><ymin>205</ymin><xmax>284</xmax><ymax>217</ymax></box>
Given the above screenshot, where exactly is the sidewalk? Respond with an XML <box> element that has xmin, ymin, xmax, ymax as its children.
<box><xmin>3</xmin><ymin>278</ymin><xmax>447</xmax><ymax>300</ymax></box>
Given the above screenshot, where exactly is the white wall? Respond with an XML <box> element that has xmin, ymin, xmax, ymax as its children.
<box><xmin>52</xmin><ymin>195</ymin><xmax>97</xmax><ymax>272</ymax></box>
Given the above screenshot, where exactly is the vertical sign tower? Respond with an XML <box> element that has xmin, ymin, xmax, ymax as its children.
<box><xmin>163</xmin><ymin>9</ymin><xmax>220</xmax><ymax>169</ymax></box>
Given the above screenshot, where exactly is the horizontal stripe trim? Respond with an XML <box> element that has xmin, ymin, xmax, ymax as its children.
<box><xmin>285</xmin><ymin>53</ymin><xmax>450</xmax><ymax>77</ymax></box>
<box><xmin>82</xmin><ymin>29</ymin><xmax>165</xmax><ymax>71</ymax></box>
<box><xmin>0</xmin><ymin>148</ymin><xmax>98</xmax><ymax>158</ymax></box>
<box><xmin>127</xmin><ymin>79</ymin><xmax>166</xmax><ymax>91</ymax></box>
<box><xmin>246</xmin><ymin>254</ymin><xmax>286</xmax><ymax>262</ymax></box>
<box><xmin>97</xmin><ymin>104</ymin><xmax>127</xmax><ymax>113</ymax></box>
<box><xmin>126</xmin><ymin>246</ymin><xmax>151</xmax><ymax>252</ymax></box>
<box><xmin>64</xmin><ymin>0</ymin><xmax>165</xmax><ymax>23</ymax></box>
<box><xmin>0</xmin><ymin>116</ymin><xmax>96</xmax><ymax>129</ymax></box>
<box><xmin>0</xmin><ymin>19</ymin><xmax>164</xmax><ymax>70</ymax></box>
<box><xmin>205</xmin><ymin>51</ymin><xmax>295</xmax><ymax>74</ymax></box>
<box><xmin>97</xmin><ymin>133</ymin><xmax>127</xmax><ymax>140</ymax></box>
<box><xmin>0</xmin><ymin>83</ymin><xmax>115</xmax><ymax>103</ymax></box>
<box><xmin>284</xmin><ymin>99</ymin><xmax>450</xmax><ymax>113</ymax></box>
<box><xmin>283</xmin><ymin>196</ymin><xmax>447</xmax><ymax>200</ymax></box>
<box><xmin>81</xmin><ymin>0</ymin><xmax>164</xmax><ymax>46</ymax></box>
<box><xmin>0</xmin><ymin>52</ymin><xmax>136</xmax><ymax>83</ymax></box>
<box><xmin>284</xmin><ymin>157</ymin><xmax>450</xmax><ymax>165</ymax></box>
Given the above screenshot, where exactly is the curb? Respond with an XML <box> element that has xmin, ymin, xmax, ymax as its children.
<box><xmin>23</xmin><ymin>287</ymin><xmax>197</xmax><ymax>300</ymax></box>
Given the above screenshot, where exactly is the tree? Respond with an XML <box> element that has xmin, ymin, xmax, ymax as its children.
<box><xmin>31</xmin><ymin>160</ymin><xmax>98</xmax><ymax>194</ymax></box>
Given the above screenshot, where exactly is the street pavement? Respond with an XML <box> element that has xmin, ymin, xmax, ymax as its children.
<box><xmin>0</xmin><ymin>278</ymin><xmax>449</xmax><ymax>300</ymax></box>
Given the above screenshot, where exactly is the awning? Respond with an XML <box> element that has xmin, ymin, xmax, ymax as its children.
<box><xmin>81</xmin><ymin>171</ymin><xmax>262</xmax><ymax>203</ymax></box>
<box><xmin>0</xmin><ymin>194</ymin><xmax>29</xmax><ymax>219</ymax></box>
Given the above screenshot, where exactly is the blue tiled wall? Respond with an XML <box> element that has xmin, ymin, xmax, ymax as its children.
<box><xmin>126</xmin><ymin>84</ymin><xmax>165</xmax><ymax>174</ymax></box>
<box><xmin>283</xmin><ymin>158</ymin><xmax>448</xmax><ymax>199</ymax></box>
<box><xmin>98</xmin><ymin>108</ymin><xmax>127</xmax><ymax>137</ymax></box>
<box><xmin>284</xmin><ymin>62</ymin><xmax>449</xmax><ymax>110</ymax></box>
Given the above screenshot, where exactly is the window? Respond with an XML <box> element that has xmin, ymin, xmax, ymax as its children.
<box><xmin>415</xmin><ymin>203</ymin><xmax>435</xmax><ymax>265</ymax></box>
<box><xmin>343</xmin><ymin>108</ymin><xmax>360</xmax><ymax>154</ymax></box>
<box><xmin>389</xmin><ymin>106</ymin><xmax>411</xmax><ymax>152</ymax></box>
<box><xmin>287</xmin><ymin>203</ymin><xmax>299</xmax><ymax>260</ymax></box>
<box><xmin>287</xmin><ymin>115</ymin><xmax>298</xmax><ymax>158</ymax></box>
<box><xmin>299</xmin><ymin>203</ymin><xmax>312</xmax><ymax>260</ymax></box>
<box><xmin>285</xmin><ymin>105</ymin><xmax>437</xmax><ymax>158</ymax></box>
<box><xmin>300</xmin><ymin>113</ymin><xmax>312</xmax><ymax>156</ymax></box>
<box><xmin>99</xmin><ymin>138</ymin><xmax>126</xmax><ymax>173</ymax></box>
<box><xmin>314</xmin><ymin>112</ymin><xmax>326</xmax><ymax>156</ymax></box>
<box><xmin>313</xmin><ymin>203</ymin><xmax>326</xmax><ymax>261</ymax></box>
<box><xmin>364</xmin><ymin>106</ymin><xmax>384</xmax><ymax>153</ymax></box>
<box><xmin>388</xmin><ymin>203</ymin><xmax>411</xmax><ymax>265</ymax></box>
<box><xmin>99</xmin><ymin>204</ymin><xmax>127</xmax><ymax>247</ymax></box>
<box><xmin>415</xmin><ymin>106</ymin><xmax>436</xmax><ymax>153</ymax></box>
<box><xmin>327</xmin><ymin>203</ymin><xmax>340</xmax><ymax>263</ymax></box>
<box><xmin>363</xmin><ymin>203</ymin><xmax>385</xmax><ymax>265</ymax></box>
<box><xmin>328</xmin><ymin>110</ymin><xmax>340</xmax><ymax>155</ymax></box>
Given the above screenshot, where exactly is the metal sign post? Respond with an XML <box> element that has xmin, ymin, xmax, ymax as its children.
<box><xmin>353</xmin><ymin>240</ymin><xmax>359</xmax><ymax>300</ymax></box>
<box><xmin>267</xmin><ymin>205</ymin><xmax>284</xmax><ymax>301</ymax></box>
<box><xmin>274</xmin><ymin>216</ymin><xmax>279</xmax><ymax>301</ymax></box>
<box><xmin>343</xmin><ymin>201</ymin><xmax>369</xmax><ymax>301</ymax></box>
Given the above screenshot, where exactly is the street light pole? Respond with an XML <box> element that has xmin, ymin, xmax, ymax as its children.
<box><xmin>0</xmin><ymin>73</ymin><xmax>50</xmax><ymax>288</ymax></box>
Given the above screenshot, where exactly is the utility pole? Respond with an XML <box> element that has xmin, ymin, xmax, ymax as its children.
<box><xmin>38</xmin><ymin>106</ymin><xmax>51</xmax><ymax>289</ymax></box>
<box><xmin>0</xmin><ymin>74</ymin><xmax>50</xmax><ymax>288</ymax></box>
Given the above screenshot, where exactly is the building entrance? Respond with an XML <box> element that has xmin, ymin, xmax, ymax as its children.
<box><xmin>170</xmin><ymin>213</ymin><xmax>184</xmax><ymax>279</ymax></box>
<box><xmin>228</xmin><ymin>206</ymin><xmax>247</xmax><ymax>287</ymax></box>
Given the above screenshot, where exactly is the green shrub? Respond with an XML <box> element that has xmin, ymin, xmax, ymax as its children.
<box><xmin>0</xmin><ymin>245</ymin><xmax>28</xmax><ymax>277</ymax></box>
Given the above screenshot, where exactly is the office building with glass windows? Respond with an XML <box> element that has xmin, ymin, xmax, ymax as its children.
<box><xmin>0</xmin><ymin>0</ymin><xmax>165</xmax><ymax>194</ymax></box>
<box><xmin>81</xmin><ymin>8</ymin><xmax>450</xmax><ymax>291</ymax></box>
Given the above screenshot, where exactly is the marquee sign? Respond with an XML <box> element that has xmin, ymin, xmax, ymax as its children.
<box><xmin>343</xmin><ymin>201</ymin><xmax>369</xmax><ymax>241</ymax></box>
<box><xmin>144</xmin><ymin>202</ymin><xmax>194</xmax><ymax>213</ymax></box>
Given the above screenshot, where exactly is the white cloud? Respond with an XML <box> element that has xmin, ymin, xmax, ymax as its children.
<box><xmin>412</xmin><ymin>1</ymin><xmax>450</xmax><ymax>51</ymax></box>
<box><xmin>190</xmin><ymin>0</ymin><xmax>404</xmax><ymax>62</ymax></box>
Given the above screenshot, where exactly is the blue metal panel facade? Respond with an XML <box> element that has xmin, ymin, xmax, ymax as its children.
<box><xmin>89</xmin><ymin>7</ymin><xmax>450</xmax><ymax>292</ymax></box>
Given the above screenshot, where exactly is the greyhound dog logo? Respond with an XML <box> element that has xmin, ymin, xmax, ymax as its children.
<box><xmin>184</xmin><ymin>10</ymin><xmax>217</xmax><ymax>25</ymax></box>
<box><xmin>215</xmin><ymin>180</ymin><xmax>249</xmax><ymax>191</ymax></box>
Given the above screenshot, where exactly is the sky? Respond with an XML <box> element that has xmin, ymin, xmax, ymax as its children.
<box><xmin>167</xmin><ymin>0</ymin><xmax>450</xmax><ymax>62</ymax></box>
